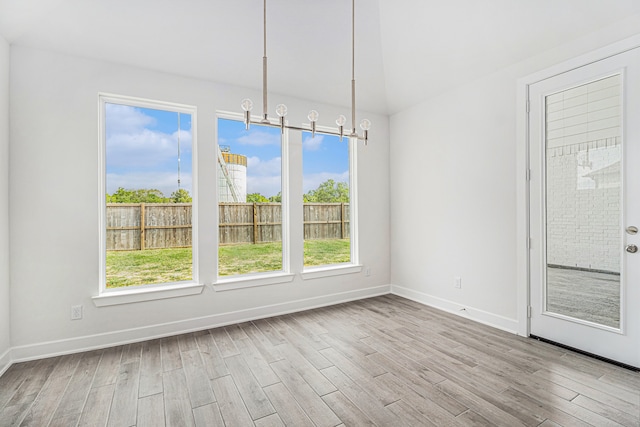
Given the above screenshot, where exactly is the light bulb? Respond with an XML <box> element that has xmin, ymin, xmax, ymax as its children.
<box><xmin>360</xmin><ymin>119</ymin><xmax>371</xmax><ymax>131</ymax></box>
<box><xmin>336</xmin><ymin>115</ymin><xmax>347</xmax><ymax>127</ymax></box>
<box><xmin>276</xmin><ymin>104</ymin><xmax>288</xmax><ymax>117</ymax></box>
<box><xmin>241</xmin><ymin>98</ymin><xmax>253</xmax><ymax>112</ymax></box>
<box><xmin>308</xmin><ymin>110</ymin><xmax>319</xmax><ymax>123</ymax></box>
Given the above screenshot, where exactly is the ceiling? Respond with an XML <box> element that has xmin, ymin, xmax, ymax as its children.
<box><xmin>1</xmin><ymin>0</ymin><xmax>639</xmax><ymax>115</ymax></box>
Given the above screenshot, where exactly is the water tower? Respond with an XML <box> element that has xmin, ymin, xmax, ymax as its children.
<box><xmin>217</xmin><ymin>145</ymin><xmax>247</xmax><ymax>202</ymax></box>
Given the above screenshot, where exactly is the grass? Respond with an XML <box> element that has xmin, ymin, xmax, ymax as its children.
<box><xmin>304</xmin><ymin>239</ymin><xmax>351</xmax><ymax>267</ymax></box>
<box><xmin>218</xmin><ymin>242</ymin><xmax>284</xmax><ymax>276</ymax></box>
<box><xmin>106</xmin><ymin>239</ymin><xmax>351</xmax><ymax>288</ymax></box>
<box><xmin>106</xmin><ymin>247</ymin><xmax>193</xmax><ymax>288</ymax></box>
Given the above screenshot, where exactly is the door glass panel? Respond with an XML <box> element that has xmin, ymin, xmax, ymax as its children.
<box><xmin>545</xmin><ymin>74</ymin><xmax>622</xmax><ymax>329</ymax></box>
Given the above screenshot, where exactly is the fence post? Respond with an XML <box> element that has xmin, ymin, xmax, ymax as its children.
<box><xmin>140</xmin><ymin>203</ymin><xmax>145</xmax><ymax>250</ymax></box>
<box><xmin>341</xmin><ymin>203</ymin><xmax>346</xmax><ymax>239</ymax></box>
<box><xmin>253</xmin><ymin>203</ymin><xmax>259</xmax><ymax>244</ymax></box>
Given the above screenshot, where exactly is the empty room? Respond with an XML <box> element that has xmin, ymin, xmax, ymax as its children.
<box><xmin>0</xmin><ymin>0</ymin><xmax>639</xmax><ymax>426</ymax></box>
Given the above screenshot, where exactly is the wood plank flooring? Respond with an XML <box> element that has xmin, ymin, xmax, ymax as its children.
<box><xmin>1</xmin><ymin>295</ymin><xmax>638</xmax><ymax>426</ymax></box>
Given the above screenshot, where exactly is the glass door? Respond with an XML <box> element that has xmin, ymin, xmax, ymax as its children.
<box><xmin>529</xmin><ymin>48</ymin><xmax>640</xmax><ymax>368</ymax></box>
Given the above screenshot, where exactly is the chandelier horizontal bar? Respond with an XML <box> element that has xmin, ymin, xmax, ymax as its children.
<box><xmin>244</xmin><ymin>118</ymin><xmax>367</xmax><ymax>142</ymax></box>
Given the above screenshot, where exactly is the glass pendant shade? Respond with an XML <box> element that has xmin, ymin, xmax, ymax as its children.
<box><xmin>275</xmin><ymin>104</ymin><xmax>288</xmax><ymax>117</ymax></box>
<box><xmin>241</xmin><ymin>98</ymin><xmax>253</xmax><ymax>112</ymax></box>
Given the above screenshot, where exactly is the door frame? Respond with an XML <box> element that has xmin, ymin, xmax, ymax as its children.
<box><xmin>516</xmin><ymin>34</ymin><xmax>640</xmax><ymax>338</ymax></box>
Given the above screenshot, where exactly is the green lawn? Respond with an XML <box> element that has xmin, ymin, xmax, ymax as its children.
<box><xmin>218</xmin><ymin>242</ymin><xmax>283</xmax><ymax>277</ymax></box>
<box><xmin>304</xmin><ymin>239</ymin><xmax>350</xmax><ymax>267</ymax></box>
<box><xmin>106</xmin><ymin>239</ymin><xmax>351</xmax><ymax>288</ymax></box>
<box><xmin>106</xmin><ymin>247</ymin><xmax>193</xmax><ymax>288</ymax></box>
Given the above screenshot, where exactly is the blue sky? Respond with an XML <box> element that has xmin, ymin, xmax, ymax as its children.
<box><xmin>105</xmin><ymin>105</ymin><xmax>349</xmax><ymax>199</ymax></box>
<box><xmin>301</xmin><ymin>131</ymin><xmax>349</xmax><ymax>195</ymax></box>
<box><xmin>106</xmin><ymin>103</ymin><xmax>193</xmax><ymax>197</ymax></box>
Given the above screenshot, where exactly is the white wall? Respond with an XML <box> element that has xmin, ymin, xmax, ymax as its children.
<box><xmin>9</xmin><ymin>46</ymin><xmax>390</xmax><ymax>359</ymax></box>
<box><xmin>389</xmin><ymin>16</ymin><xmax>640</xmax><ymax>333</ymax></box>
<box><xmin>0</xmin><ymin>34</ymin><xmax>10</xmax><ymax>371</ymax></box>
<box><xmin>390</xmin><ymin>68</ymin><xmax>519</xmax><ymax>330</ymax></box>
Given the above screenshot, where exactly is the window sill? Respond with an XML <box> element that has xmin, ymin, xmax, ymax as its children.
<box><xmin>92</xmin><ymin>282</ymin><xmax>205</xmax><ymax>307</ymax></box>
<box><xmin>301</xmin><ymin>264</ymin><xmax>363</xmax><ymax>280</ymax></box>
<box><xmin>212</xmin><ymin>272</ymin><xmax>296</xmax><ymax>292</ymax></box>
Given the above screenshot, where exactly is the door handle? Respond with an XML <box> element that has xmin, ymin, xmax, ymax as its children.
<box><xmin>626</xmin><ymin>244</ymin><xmax>638</xmax><ymax>253</ymax></box>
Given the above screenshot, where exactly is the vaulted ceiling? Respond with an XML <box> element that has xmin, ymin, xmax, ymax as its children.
<box><xmin>1</xmin><ymin>0</ymin><xmax>639</xmax><ymax>114</ymax></box>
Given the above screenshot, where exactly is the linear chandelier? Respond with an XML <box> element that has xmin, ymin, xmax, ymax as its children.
<box><xmin>241</xmin><ymin>0</ymin><xmax>370</xmax><ymax>144</ymax></box>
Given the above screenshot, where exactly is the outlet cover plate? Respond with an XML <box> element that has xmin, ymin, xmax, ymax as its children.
<box><xmin>71</xmin><ymin>305</ymin><xmax>83</xmax><ymax>320</ymax></box>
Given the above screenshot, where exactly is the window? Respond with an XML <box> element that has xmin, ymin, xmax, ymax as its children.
<box><xmin>99</xmin><ymin>95</ymin><xmax>197</xmax><ymax>292</ymax></box>
<box><xmin>217</xmin><ymin>117</ymin><xmax>285</xmax><ymax>277</ymax></box>
<box><xmin>302</xmin><ymin>131</ymin><xmax>354</xmax><ymax>268</ymax></box>
<box><xmin>97</xmin><ymin>100</ymin><xmax>358</xmax><ymax>300</ymax></box>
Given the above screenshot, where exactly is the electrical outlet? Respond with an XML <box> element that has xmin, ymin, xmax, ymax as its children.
<box><xmin>454</xmin><ymin>277</ymin><xmax>462</xmax><ymax>289</ymax></box>
<box><xmin>365</xmin><ymin>267</ymin><xmax>371</xmax><ymax>277</ymax></box>
<box><xmin>71</xmin><ymin>305</ymin><xmax>83</xmax><ymax>320</ymax></box>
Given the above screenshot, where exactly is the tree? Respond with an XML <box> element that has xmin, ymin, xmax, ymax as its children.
<box><xmin>171</xmin><ymin>188</ymin><xmax>192</xmax><ymax>203</ymax></box>
<box><xmin>304</xmin><ymin>179</ymin><xmax>349</xmax><ymax>203</ymax></box>
<box><xmin>269</xmin><ymin>192</ymin><xmax>282</xmax><ymax>203</ymax></box>
<box><xmin>246</xmin><ymin>193</ymin><xmax>269</xmax><ymax>203</ymax></box>
<box><xmin>107</xmin><ymin>187</ymin><xmax>170</xmax><ymax>203</ymax></box>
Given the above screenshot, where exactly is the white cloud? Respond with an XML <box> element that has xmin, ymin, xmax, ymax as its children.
<box><xmin>105</xmin><ymin>104</ymin><xmax>155</xmax><ymax>136</ymax></box>
<box><xmin>237</xmin><ymin>130</ymin><xmax>281</xmax><ymax>146</ymax></box>
<box><xmin>107</xmin><ymin>127</ymin><xmax>192</xmax><ymax>169</ymax></box>
<box><xmin>303</xmin><ymin>134</ymin><xmax>324</xmax><ymax>151</ymax></box>
<box><xmin>245</xmin><ymin>156</ymin><xmax>282</xmax><ymax>197</ymax></box>
<box><xmin>246</xmin><ymin>156</ymin><xmax>281</xmax><ymax>176</ymax></box>
<box><xmin>303</xmin><ymin>171</ymin><xmax>349</xmax><ymax>194</ymax></box>
<box><xmin>246</xmin><ymin>175</ymin><xmax>281</xmax><ymax>198</ymax></box>
<box><xmin>105</xmin><ymin>104</ymin><xmax>192</xmax><ymax>169</ymax></box>
<box><xmin>173</xmin><ymin>129</ymin><xmax>193</xmax><ymax>145</ymax></box>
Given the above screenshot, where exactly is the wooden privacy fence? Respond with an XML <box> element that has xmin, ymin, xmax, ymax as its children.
<box><xmin>106</xmin><ymin>203</ymin><xmax>192</xmax><ymax>251</ymax></box>
<box><xmin>106</xmin><ymin>202</ymin><xmax>350</xmax><ymax>251</ymax></box>
<box><xmin>303</xmin><ymin>203</ymin><xmax>350</xmax><ymax>241</ymax></box>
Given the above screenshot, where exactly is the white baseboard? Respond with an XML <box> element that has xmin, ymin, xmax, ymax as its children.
<box><xmin>10</xmin><ymin>285</ymin><xmax>391</xmax><ymax>363</ymax></box>
<box><xmin>0</xmin><ymin>348</ymin><xmax>11</xmax><ymax>376</ymax></box>
<box><xmin>390</xmin><ymin>284</ymin><xmax>520</xmax><ymax>334</ymax></box>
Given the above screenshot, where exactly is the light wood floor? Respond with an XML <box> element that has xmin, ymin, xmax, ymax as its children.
<box><xmin>1</xmin><ymin>295</ymin><xmax>638</xmax><ymax>426</ymax></box>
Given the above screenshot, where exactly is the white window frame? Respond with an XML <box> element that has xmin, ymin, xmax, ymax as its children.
<box><xmin>93</xmin><ymin>93</ymin><xmax>203</xmax><ymax>307</ymax></box>
<box><xmin>213</xmin><ymin>112</ymin><xmax>294</xmax><ymax>291</ymax></box>
<box><xmin>301</xmin><ymin>128</ymin><xmax>362</xmax><ymax>280</ymax></box>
